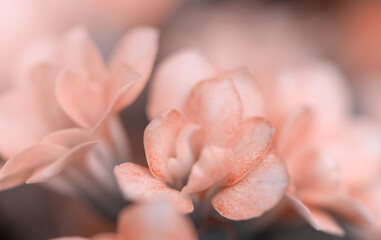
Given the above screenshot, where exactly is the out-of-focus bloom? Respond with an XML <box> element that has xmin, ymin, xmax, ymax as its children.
<box><xmin>0</xmin><ymin>0</ymin><xmax>178</xmax><ymax>92</ymax></box>
<box><xmin>115</xmin><ymin>49</ymin><xmax>289</xmax><ymax>220</ymax></box>
<box><xmin>52</xmin><ymin>200</ymin><xmax>198</xmax><ymax>240</ymax></box>
<box><xmin>0</xmin><ymin>26</ymin><xmax>158</xmax><ymax>198</ymax></box>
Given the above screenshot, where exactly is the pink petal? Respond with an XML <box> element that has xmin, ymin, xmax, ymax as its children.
<box><xmin>147</xmin><ymin>49</ymin><xmax>216</xmax><ymax>120</ymax></box>
<box><xmin>182</xmin><ymin>146</ymin><xmax>233</xmax><ymax>194</ymax></box>
<box><xmin>287</xmin><ymin>149</ymin><xmax>340</xmax><ymax>193</ymax></box>
<box><xmin>225</xmin><ymin>117</ymin><xmax>275</xmax><ymax>186</ymax></box>
<box><xmin>60</xmin><ymin>26</ymin><xmax>107</xmax><ymax>83</ymax></box>
<box><xmin>0</xmin><ymin>172</ymin><xmax>30</xmax><ymax>191</ymax></box>
<box><xmin>325</xmin><ymin>119</ymin><xmax>381</xmax><ymax>188</ymax></box>
<box><xmin>212</xmin><ymin>148</ymin><xmax>288</xmax><ymax>220</ymax></box>
<box><xmin>221</xmin><ymin>68</ymin><xmax>263</xmax><ymax>118</ymax></box>
<box><xmin>286</xmin><ymin>194</ymin><xmax>345</xmax><ymax>236</ymax></box>
<box><xmin>106</xmin><ymin>64</ymin><xmax>142</xmax><ymax>114</ymax></box>
<box><xmin>109</xmin><ymin>27</ymin><xmax>159</xmax><ymax>111</ymax></box>
<box><xmin>29</xmin><ymin>64</ymin><xmax>74</xmax><ymax>130</ymax></box>
<box><xmin>114</xmin><ymin>163</ymin><xmax>193</xmax><ymax>214</ymax></box>
<box><xmin>56</xmin><ymin>69</ymin><xmax>107</xmax><ymax>128</ymax></box>
<box><xmin>275</xmin><ymin>107</ymin><xmax>313</xmax><ymax>157</ymax></box>
<box><xmin>144</xmin><ymin>110</ymin><xmax>186</xmax><ymax>182</ymax></box>
<box><xmin>92</xmin><ymin>70</ymin><xmax>143</xmax><ymax>132</ymax></box>
<box><xmin>0</xmin><ymin>143</ymin><xmax>68</xmax><ymax>180</ymax></box>
<box><xmin>300</xmin><ymin>193</ymin><xmax>373</xmax><ymax>225</ymax></box>
<box><xmin>117</xmin><ymin>201</ymin><xmax>197</xmax><ymax>240</ymax></box>
<box><xmin>26</xmin><ymin>141</ymin><xmax>97</xmax><ymax>183</ymax></box>
<box><xmin>41</xmin><ymin>128</ymin><xmax>93</xmax><ymax>148</ymax></box>
<box><xmin>167</xmin><ymin>124</ymin><xmax>200</xmax><ymax>182</ymax></box>
<box><xmin>274</xmin><ymin>61</ymin><xmax>350</xmax><ymax>128</ymax></box>
<box><xmin>0</xmin><ymin>89</ymin><xmax>50</xmax><ymax>158</ymax></box>
<box><xmin>183</xmin><ymin>78</ymin><xmax>243</xmax><ymax>147</ymax></box>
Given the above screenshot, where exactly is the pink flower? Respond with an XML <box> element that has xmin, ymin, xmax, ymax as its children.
<box><xmin>0</xmin><ymin>26</ymin><xmax>158</xmax><ymax>194</ymax></box>
<box><xmin>52</xmin><ymin>200</ymin><xmax>198</xmax><ymax>240</ymax></box>
<box><xmin>0</xmin><ymin>0</ymin><xmax>177</xmax><ymax>92</ymax></box>
<box><xmin>319</xmin><ymin>119</ymin><xmax>381</xmax><ymax>239</ymax></box>
<box><xmin>271</xmin><ymin>63</ymin><xmax>374</xmax><ymax>236</ymax></box>
<box><xmin>145</xmin><ymin>48</ymin><xmax>376</xmax><ymax>234</ymax></box>
<box><xmin>115</xmin><ymin>53</ymin><xmax>289</xmax><ymax>220</ymax></box>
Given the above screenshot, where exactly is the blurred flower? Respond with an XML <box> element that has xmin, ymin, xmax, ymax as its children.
<box><xmin>51</xmin><ymin>200</ymin><xmax>197</xmax><ymax>240</ymax></box>
<box><xmin>0</xmin><ymin>0</ymin><xmax>179</xmax><ymax>93</ymax></box>
<box><xmin>0</xmin><ymin>26</ymin><xmax>158</xmax><ymax>202</ymax></box>
<box><xmin>115</xmin><ymin>50</ymin><xmax>289</xmax><ymax>220</ymax></box>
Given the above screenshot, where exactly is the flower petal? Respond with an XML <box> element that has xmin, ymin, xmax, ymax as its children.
<box><xmin>286</xmin><ymin>193</ymin><xmax>345</xmax><ymax>236</ymax></box>
<box><xmin>287</xmin><ymin>149</ymin><xmax>340</xmax><ymax>193</ymax></box>
<box><xmin>114</xmin><ymin>163</ymin><xmax>193</xmax><ymax>214</ymax></box>
<box><xmin>60</xmin><ymin>26</ymin><xmax>107</xmax><ymax>82</ymax></box>
<box><xmin>221</xmin><ymin>68</ymin><xmax>263</xmax><ymax>118</ymax></box>
<box><xmin>182</xmin><ymin>146</ymin><xmax>233</xmax><ymax>194</ymax></box>
<box><xmin>276</xmin><ymin>106</ymin><xmax>313</xmax><ymax>157</ymax></box>
<box><xmin>144</xmin><ymin>110</ymin><xmax>186</xmax><ymax>182</ymax></box>
<box><xmin>225</xmin><ymin>117</ymin><xmax>275</xmax><ymax>185</ymax></box>
<box><xmin>117</xmin><ymin>201</ymin><xmax>197</xmax><ymax>240</ymax></box>
<box><xmin>0</xmin><ymin>143</ymin><xmax>68</xmax><ymax>180</ymax></box>
<box><xmin>29</xmin><ymin>64</ymin><xmax>74</xmax><ymax>130</ymax></box>
<box><xmin>27</xmin><ymin>141</ymin><xmax>97</xmax><ymax>183</ymax></box>
<box><xmin>147</xmin><ymin>49</ymin><xmax>216</xmax><ymax>120</ymax></box>
<box><xmin>0</xmin><ymin>89</ymin><xmax>50</xmax><ymax>158</ymax></box>
<box><xmin>300</xmin><ymin>193</ymin><xmax>373</xmax><ymax>225</ymax></box>
<box><xmin>56</xmin><ymin>69</ymin><xmax>107</xmax><ymax>128</ymax></box>
<box><xmin>183</xmin><ymin>78</ymin><xmax>243</xmax><ymax>147</ymax></box>
<box><xmin>325</xmin><ymin>119</ymin><xmax>381</xmax><ymax>188</ymax></box>
<box><xmin>273</xmin><ymin>61</ymin><xmax>350</xmax><ymax>128</ymax></box>
<box><xmin>109</xmin><ymin>27</ymin><xmax>159</xmax><ymax>111</ymax></box>
<box><xmin>0</xmin><ymin>172</ymin><xmax>30</xmax><ymax>191</ymax></box>
<box><xmin>212</xmin><ymin>148</ymin><xmax>288</xmax><ymax>220</ymax></box>
<box><xmin>41</xmin><ymin>128</ymin><xmax>93</xmax><ymax>148</ymax></box>
<box><xmin>167</xmin><ymin>124</ymin><xmax>200</xmax><ymax>183</ymax></box>
<box><xmin>92</xmin><ymin>76</ymin><xmax>139</xmax><ymax>131</ymax></box>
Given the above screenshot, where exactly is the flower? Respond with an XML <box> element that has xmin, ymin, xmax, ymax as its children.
<box><xmin>0</xmin><ymin>26</ymin><xmax>159</xmax><ymax>196</ymax></box>
<box><xmin>51</xmin><ymin>200</ymin><xmax>198</xmax><ymax>240</ymax></box>
<box><xmin>146</xmin><ymin>48</ymin><xmax>376</xmax><ymax>235</ymax></box>
<box><xmin>0</xmin><ymin>0</ymin><xmax>177</xmax><ymax>92</ymax></box>
<box><xmin>270</xmin><ymin>62</ymin><xmax>374</xmax><ymax>236</ymax></box>
<box><xmin>115</xmin><ymin>57</ymin><xmax>289</xmax><ymax>220</ymax></box>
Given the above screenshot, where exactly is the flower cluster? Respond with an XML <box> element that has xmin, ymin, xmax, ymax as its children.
<box><xmin>1</xmin><ymin>1</ymin><xmax>381</xmax><ymax>240</ymax></box>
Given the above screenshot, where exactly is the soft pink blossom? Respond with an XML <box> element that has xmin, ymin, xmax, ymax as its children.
<box><xmin>116</xmin><ymin>56</ymin><xmax>289</xmax><ymax>220</ymax></box>
<box><xmin>0</xmin><ymin>0</ymin><xmax>177</xmax><ymax>92</ymax></box>
<box><xmin>0</xmin><ymin>26</ymin><xmax>158</xmax><ymax>194</ymax></box>
<box><xmin>146</xmin><ymin>48</ymin><xmax>376</xmax><ymax>235</ymax></box>
<box><xmin>158</xmin><ymin>5</ymin><xmax>381</xmax><ymax>233</ymax></box>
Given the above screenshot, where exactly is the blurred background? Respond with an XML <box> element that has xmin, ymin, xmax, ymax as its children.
<box><xmin>0</xmin><ymin>0</ymin><xmax>380</xmax><ymax>239</ymax></box>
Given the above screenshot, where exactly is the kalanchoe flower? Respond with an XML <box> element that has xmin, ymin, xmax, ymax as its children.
<box><xmin>115</xmin><ymin>55</ymin><xmax>289</xmax><ymax>220</ymax></box>
<box><xmin>0</xmin><ymin>25</ymin><xmax>159</xmax><ymax>200</ymax></box>
<box><xmin>270</xmin><ymin>62</ymin><xmax>375</xmax><ymax>236</ymax></box>
<box><xmin>145</xmin><ymin>49</ymin><xmax>377</xmax><ymax>235</ymax></box>
<box><xmin>52</xmin><ymin>200</ymin><xmax>198</xmax><ymax>240</ymax></box>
